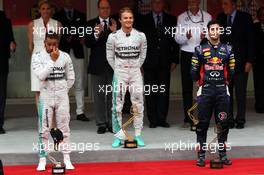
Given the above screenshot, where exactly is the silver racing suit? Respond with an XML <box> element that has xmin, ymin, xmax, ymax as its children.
<box><xmin>32</xmin><ymin>49</ymin><xmax>75</xmax><ymax>157</ymax></box>
<box><xmin>106</xmin><ymin>28</ymin><xmax>147</xmax><ymax>136</ymax></box>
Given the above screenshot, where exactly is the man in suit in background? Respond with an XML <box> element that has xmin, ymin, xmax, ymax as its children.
<box><xmin>85</xmin><ymin>0</ymin><xmax>117</xmax><ymax>134</ymax></box>
<box><xmin>217</xmin><ymin>0</ymin><xmax>255</xmax><ymax>129</ymax></box>
<box><xmin>0</xmin><ymin>11</ymin><xmax>16</xmax><ymax>134</ymax></box>
<box><xmin>253</xmin><ymin>7</ymin><xmax>264</xmax><ymax>113</ymax></box>
<box><xmin>143</xmin><ymin>0</ymin><xmax>179</xmax><ymax>128</ymax></box>
<box><xmin>53</xmin><ymin>0</ymin><xmax>89</xmax><ymax>121</ymax></box>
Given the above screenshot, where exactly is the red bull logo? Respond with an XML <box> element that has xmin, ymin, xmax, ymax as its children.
<box><xmin>208</xmin><ymin>57</ymin><xmax>222</xmax><ymax>64</ymax></box>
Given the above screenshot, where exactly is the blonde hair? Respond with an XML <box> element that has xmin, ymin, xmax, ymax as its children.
<box><xmin>119</xmin><ymin>7</ymin><xmax>134</xmax><ymax>19</ymax></box>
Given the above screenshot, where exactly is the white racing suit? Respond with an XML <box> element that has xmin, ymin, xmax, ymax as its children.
<box><xmin>106</xmin><ymin>29</ymin><xmax>147</xmax><ymax>137</ymax></box>
<box><xmin>32</xmin><ymin>50</ymin><xmax>75</xmax><ymax>157</ymax></box>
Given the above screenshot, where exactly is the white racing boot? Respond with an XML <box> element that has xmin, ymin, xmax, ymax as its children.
<box><xmin>63</xmin><ymin>154</ymin><xmax>75</xmax><ymax>170</ymax></box>
<box><xmin>36</xmin><ymin>157</ymin><xmax>46</xmax><ymax>171</ymax></box>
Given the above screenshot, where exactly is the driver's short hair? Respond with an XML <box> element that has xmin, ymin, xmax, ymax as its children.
<box><xmin>45</xmin><ymin>31</ymin><xmax>59</xmax><ymax>40</ymax></box>
<box><xmin>38</xmin><ymin>0</ymin><xmax>51</xmax><ymax>9</ymax></box>
<box><xmin>119</xmin><ymin>7</ymin><xmax>134</xmax><ymax>19</ymax></box>
<box><xmin>97</xmin><ymin>0</ymin><xmax>111</xmax><ymax>8</ymax></box>
<box><xmin>207</xmin><ymin>20</ymin><xmax>221</xmax><ymax>30</ymax></box>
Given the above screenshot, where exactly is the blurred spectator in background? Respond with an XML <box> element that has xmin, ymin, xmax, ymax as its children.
<box><xmin>27</xmin><ymin>0</ymin><xmax>61</xmax><ymax>115</ymax></box>
<box><xmin>0</xmin><ymin>10</ymin><xmax>16</xmax><ymax>134</ymax></box>
<box><xmin>253</xmin><ymin>7</ymin><xmax>264</xmax><ymax>113</ymax></box>
<box><xmin>85</xmin><ymin>0</ymin><xmax>117</xmax><ymax>134</ymax></box>
<box><xmin>53</xmin><ymin>0</ymin><xmax>90</xmax><ymax>121</ymax></box>
<box><xmin>217</xmin><ymin>0</ymin><xmax>255</xmax><ymax>129</ymax></box>
<box><xmin>175</xmin><ymin>0</ymin><xmax>211</xmax><ymax>128</ymax></box>
<box><xmin>143</xmin><ymin>0</ymin><xmax>179</xmax><ymax>128</ymax></box>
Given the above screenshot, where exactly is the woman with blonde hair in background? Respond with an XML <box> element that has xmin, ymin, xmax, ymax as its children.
<box><xmin>28</xmin><ymin>0</ymin><xmax>62</xmax><ymax>110</ymax></box>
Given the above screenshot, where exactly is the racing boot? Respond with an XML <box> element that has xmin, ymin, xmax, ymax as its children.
<box><xmin>64</xmin><ymin>153</ymin><xmax>75</xmax><ymax>170</ymax></box>
<box><xmin>196</xmin><ymin>152</ymin><xmax>206</xmax><ymax>167</ymax></box>
<box><xmin>135</xmin><ymin>135</ymin><xmax>145</xmax><ymax>147</ymax></box>
<box><xmin>219</xmin><ymin>152</ymin><xmax>232</xmax><ymax>165</ymax></box>
<box><xmin>112</xmin><ymin>137</ymin><xmax>122</xmax><ymax>148</ymax></box>
<box><xmin>36</xmin><ymin>157</ymin><xmax>46</xmax><ymax>171</ymax></box>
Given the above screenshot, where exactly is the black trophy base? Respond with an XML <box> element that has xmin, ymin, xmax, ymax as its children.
<box><xmin>124</xmin><ymin>140</ymin><xmax>138</xmax><ymax>148</ymax></box>
<box><xmin>52</xmin><ymin>163</ymin><xmax>66</xmax><ymax>174</ymax></box>
<box><xmin>210</xmin><ymin>159</ymin><xmax>223</xmax><ymax>169</ymax></box>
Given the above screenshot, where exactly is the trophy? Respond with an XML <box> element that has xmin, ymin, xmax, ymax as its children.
<box><xmin>208</xmin><ymin>124</ymin><xmax>224</xmax><ymax>169</ymax></box>
<box><xmin>187</xmin><ymin>102</ymin><xmax>199</xmax><ymax>131</ymax></box>
<box><xmin>114</xmin><ymin>105</ymin><xmax>139</xmax><ymax>148</ymax></box>
<box><xmin>48</xmin><ymin>155</ymin><xmax>65</xmax><ymax>174</ymax></box>
<box><xmin>49</xmin><ymin>128</ymin><xmax>66</xmax><ymax>174</ymax></box>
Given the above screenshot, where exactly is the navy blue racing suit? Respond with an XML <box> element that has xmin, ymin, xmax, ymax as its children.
<box><xmin>191</xmin><ymin>41</ymin><xmax>235</xmax><ymax>155</ymax></box>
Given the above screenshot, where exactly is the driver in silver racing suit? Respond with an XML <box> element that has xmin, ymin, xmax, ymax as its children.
<box><xmin>106</xmin><ymin>10</ymin><xmax>147</xmax><ymax>148</ymax></box>
<box><xmin>32</xmin><ymin>32</ymin><xmax>75</xmax><ymax>171</ymax></box>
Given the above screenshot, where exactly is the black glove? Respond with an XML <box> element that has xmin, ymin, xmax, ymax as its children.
<box><xmin>50</xmin><ymin>128</ymin><xmax>64</xmax><ymax>151</ymax></box>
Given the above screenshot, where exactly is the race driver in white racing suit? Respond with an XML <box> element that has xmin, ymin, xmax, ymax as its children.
<box><xmin>106</xmin><ymin>7</ymin><xmax>147</xmax><ymax>148</ymax></box>
<box><xmin>32</xmin><ymin>32</ymin><xmax>75</xmax><ymax>171</ymax></box>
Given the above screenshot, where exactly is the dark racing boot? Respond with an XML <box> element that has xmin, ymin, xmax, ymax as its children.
<box><xmin>219</xmin><ymin>152</ymin><xmax>232</xmax><ymax>165</ymax></box>
<box><xmin>196</xmin><ymin>152</ymin><xmax>206</xmax><ymax>167</ymax></box>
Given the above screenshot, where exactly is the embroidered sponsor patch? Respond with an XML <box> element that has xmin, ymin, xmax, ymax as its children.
<box><xmin>218</xmin><ymin>112</ymin><xmax>227</xmax><ymax>121</ymax></box>
<box><xmin>204</xmin><ymin>52</ymin><xmax>211</xmax><ymax>57</ymax></box>
<box><xmin>218</xmin><ymin>51</ymin><xmax>226</xmax><ymax>56</ymax></box>
<box><xmin>192</xmin><ymin>59</ymin><xmax>199</xmax><ymax>64</ymax></box>
<box><xmin>202</xmin><ymin>48</ymin><xmax>210</xmax><ymax>52</ymax></box>
<box><xmin>219</xmin><ymin>46</ymin><xmax>226</xmax><ymax>52</ymax></box>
